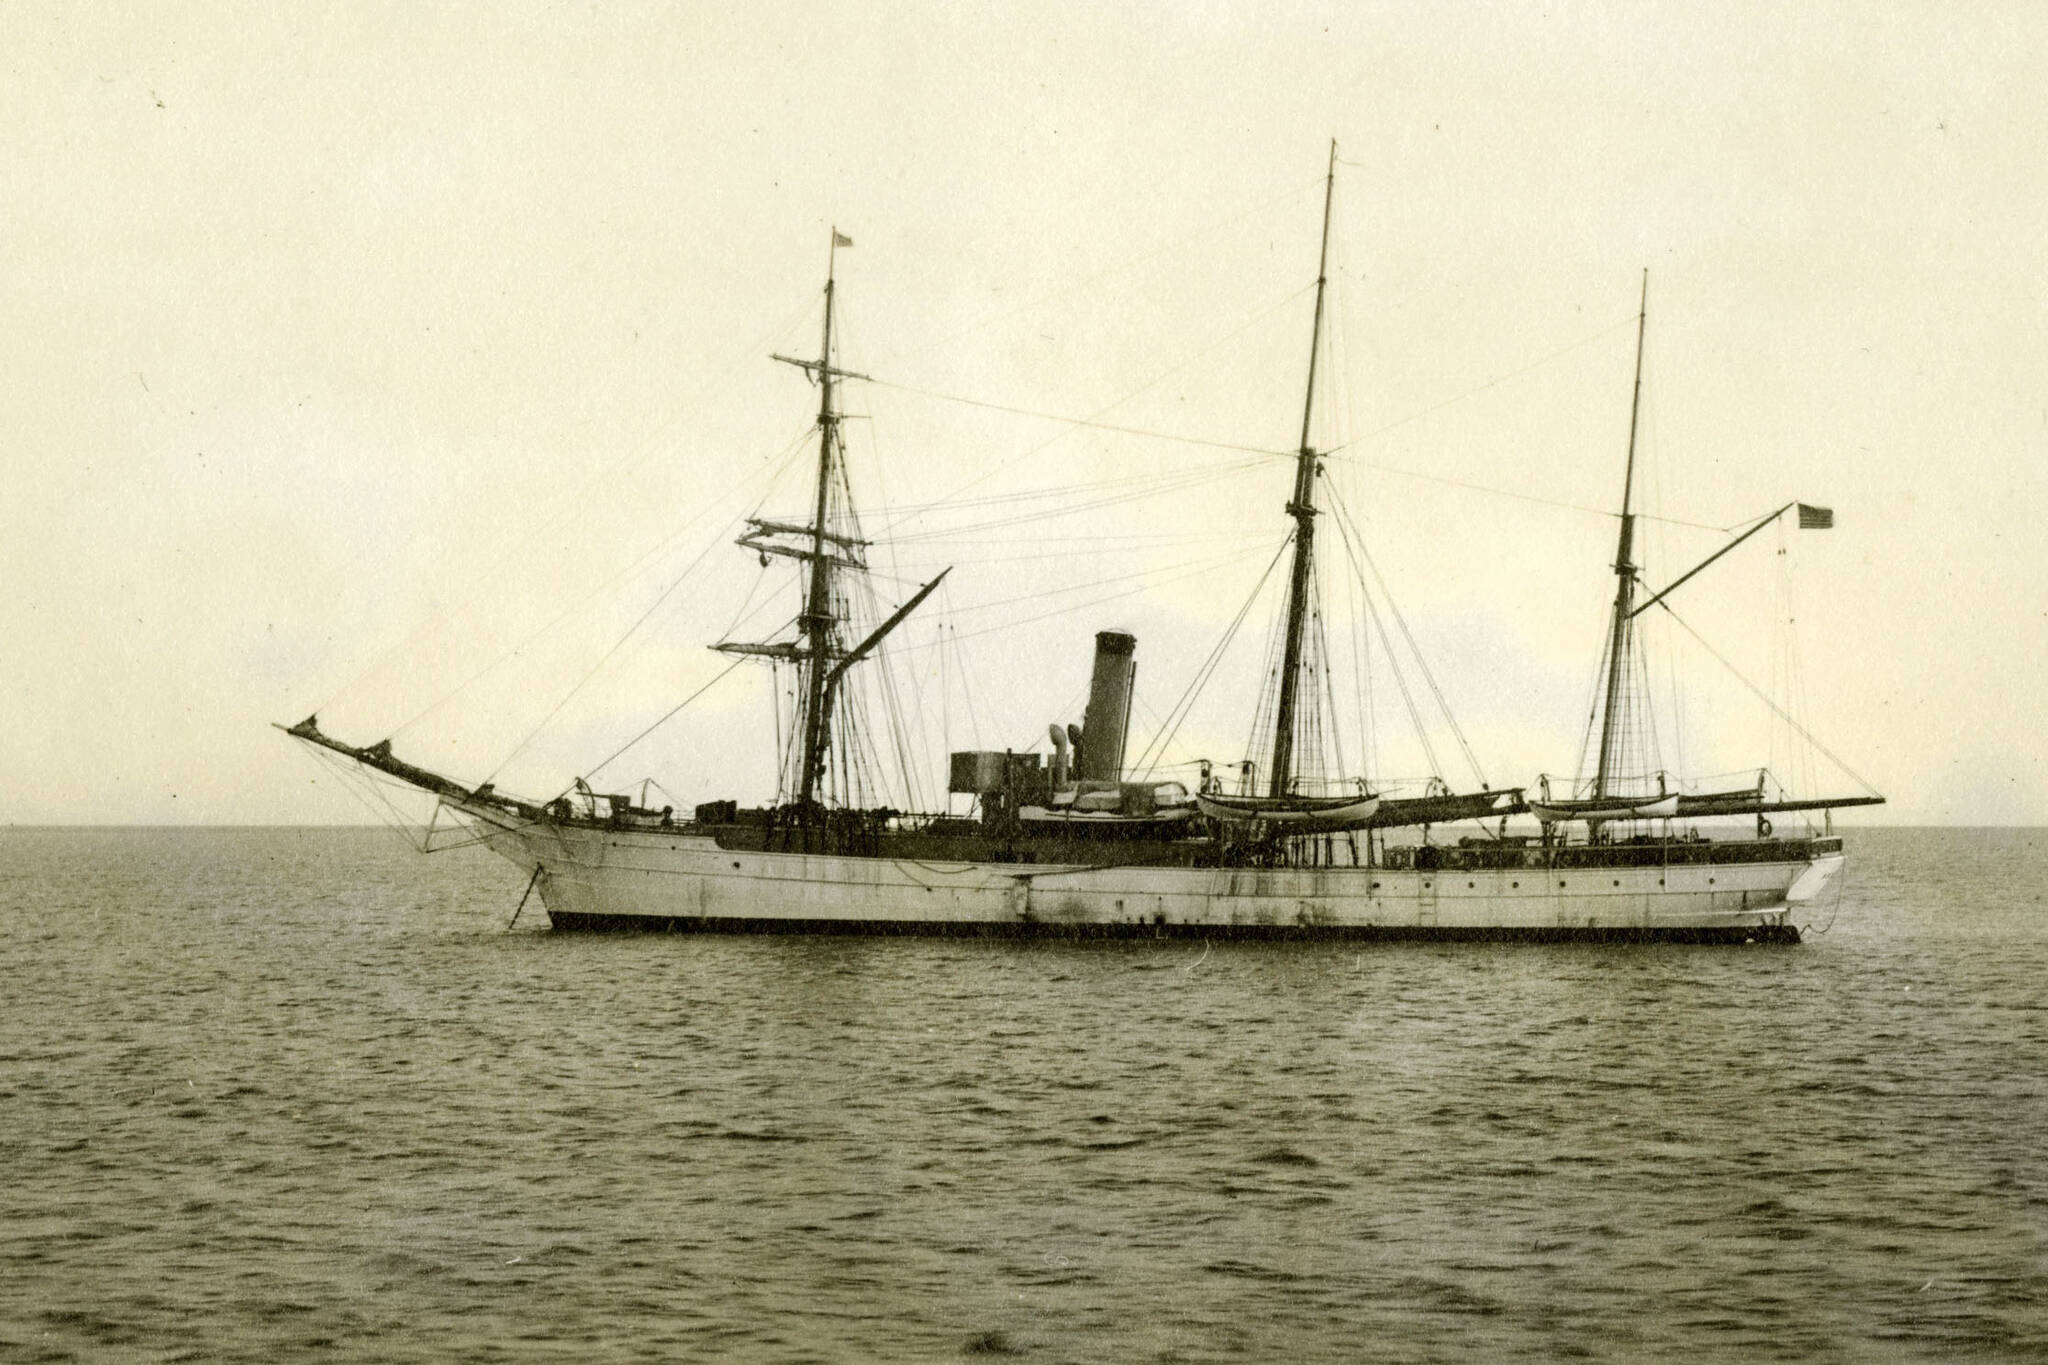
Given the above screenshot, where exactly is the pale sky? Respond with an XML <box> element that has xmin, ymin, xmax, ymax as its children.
<box><xmin>4</xmin><ymin>2</ymin><xmax>2043</xmax><ymax>825</ymax></box>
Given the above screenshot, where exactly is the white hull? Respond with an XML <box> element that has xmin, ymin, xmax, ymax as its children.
<box><xmin>453</xmin><ymin>800</ymin><xmax>1836</xmax><ymax>941</ymax></box>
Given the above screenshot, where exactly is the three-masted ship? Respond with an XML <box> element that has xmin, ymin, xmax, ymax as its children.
<box><xmin>285</xmin><ymin>148</ymin><xmax>1880</xmax><ymax>942</ymax></box>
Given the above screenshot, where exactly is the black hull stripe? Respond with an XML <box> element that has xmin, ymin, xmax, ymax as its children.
<box><xmin>543</xmin><ymin>911</ymin><xmax>1799</xmax><ymax>945</ymax></box>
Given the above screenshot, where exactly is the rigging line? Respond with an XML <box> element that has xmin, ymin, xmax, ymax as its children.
<box><xmin>390</xmin><ymin>420</ymin><xmax>816</xmax><ymax>740</ymax></box>
<box><xmin>877</xmin><ymin>459</ymin><xmax>1270</xmax><ymax>524</ymax></box>
<box><xmin>895</xmin><ymin>528</ymin><xmax>1272</xmax><ymax>546</ymax></box>
<box><xmin>585</xmin><ymin>657</ymin><xmax>749</xmax><ymax>781</ymax></box>
<box><xmin>1312</xmin><ymin>313</ymin><xmax>1725</xmax><ymax>532</ymax></box>
<box><xmin>744</xmin><ymin>416</ymin><xmax>839</xmax><ymax>523</ymax></box>
<box><xmin>859</xmin><ymin>173</ymin><xmax>1327</xmax><ymax>376</ymax></box>
<box><xmin>1650</xmin><ymin>599</ymin><xmax>1884</xmax><ymax>798</ymax></box>
<box><xmin>869</xmin><ymin>378</ymin><xmax>1293</xmax><ymax>458</ymax></box>
<box><xmin>1328</xmin><ymin>451</ymin><xmax>1728</xmax><ymax>532</ymax></box>
<box><xmin>1314</xmin><ymin>589</ymin><xmax>1349</xmax><ymax>784</ymax></box>
<box><xmin>907</xmin><ymin>542</ymin><xmax>1281</xmax><ymax>653</ymax></box>
<box><xmin>1357</xmin><ymin>584</ymin><xmax>1442</xmax><ymax>783</ymax></box>
<box><xmin>300</xmin><ymin>745</ymin><xmax>437</xmax><ymax>852</ymax></box>
<box><xmin>873</xmin><ymin>282</ymin><xmax>1319</xmax><ymax>538</ymax></box>
<box><xmin>937</xmin><ymin>541</ymin><xmax>1274</xmax><ymax>619</ymax></box>
<box><xmin>1322</xmin><ymin>498</ymin><xmax>1441</xmax><ymax>783</ymax></box>
<box><xmin>885</xmin><ymin>461</ymin><xmax>1273</xmax><ymax>545</ymax></box>
<box><xmin>1721</xmin><ymin>502</ymin><xmax>1806</xmax><ymax>535</ymax></box>
<box><xmin>876</xmin><ymin>457</ymin><xmax>1265</xmax><ymax>520</ymax></box>
<box><xmin>881</xmin><ymin>536</ymin><xmax>1266</xmax><ymax>570</ymax></box>
<box><xmin>480</xmin><ymin>512</ymin><xmax>756</xmax><ymax>785</ymax></box>
<box><xmin>1327</xmin><ymin>312</ymin><xmax>1637</xmax><ymax>452</ymax></box>
<box><xmin>721</xmin><ymin>599</ymin><xmax>804</xmax><ymax>655</ymax></box>
<box><xmin>888</xmin><ymin>462</ymin><xmax>1269</xmax><ymax>548</ymax></box>
<box><xmin>1570</xmin><ymin>611</ymin><xmax>1615</xmax><ymax>788</ymax></box>
<box><xmin>1005</xmin><ymin>664</ymin><xmax>1072</xmax><ymax>754</ymax></box>
<box><xmin>1327</xmin><ymin>489</ymin><xmax>1486</xmax><ymax>786</ymax></box>
<box><xmin>1131</xmin><ymin>534</ymin><xmax>1294</xmax><ymax>778</ymax></box>
<box><xmin>312</xmin><ymin>295</ymin><xmax>821</xmax><ymax>717</ymax></box>
<box><xmin>716</xmin><ymin>562</ymin><xmax>774</xmax><ymax>642</ymax></box>
<box><xmin>884</xmin><ymin>464</ymin><xmax>1265</xmax><ymax>534</ymax></box>
<box><xmin>861</xmin><ymin>453</ymin><xmax>1273</xmax><ymax>515</ymax></box>
<box><xmin>1327</xmin><ymin>458</ymin><xmax>1634</xmax><ymax>522</ymax></box>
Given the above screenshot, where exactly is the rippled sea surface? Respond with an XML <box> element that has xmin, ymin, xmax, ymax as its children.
<box><xmin>3</xmin><ymin>827</ymin><xmax>2045</xmax><ymax>1362</ymax></box>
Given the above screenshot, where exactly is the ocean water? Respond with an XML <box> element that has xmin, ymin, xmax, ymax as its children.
<box><xmin>2</xmin><ymin>826</ymin><xmax>2044</xmax><ymax>1363</ymax></box>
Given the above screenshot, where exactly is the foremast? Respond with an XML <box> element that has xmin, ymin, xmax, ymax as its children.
<box><xmin>729</xmin><ymin>229</ymin><xmax>948</xmax><ymax>814</ymax></box>
<box><xmin>735</xmin><ymin>229</ymin><xmax>869</xmax><ymax>808</ymax></box>
<box><xmin>793</xmin><ymin>236</ymin><xmax>848</xmax><ymax>808</ymax></box>
<box><xmin>1268</xmin><ymin>139</ymin><xmax>1338</xmax><ymax>800</ymax></box>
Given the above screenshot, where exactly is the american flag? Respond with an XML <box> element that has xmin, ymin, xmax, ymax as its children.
<box><xmin>1797</xmin><ymin>503</ymin><xmax>1834</xmax><ymax>530</ymax></box>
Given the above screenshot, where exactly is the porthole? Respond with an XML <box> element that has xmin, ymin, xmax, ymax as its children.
<box><xmin>1467</xmin><ymin>881</ymin><xmax>1475</xmax><ymax>888</ymax></box>
<box><xmin>1511</xmin><ymin>881</ymin><xmax>1519</xmax><ymax>888</ymax></box>
<box><xmin>1613</xmin><ymin>879</ymin><xmax>1620</xmax><ymax>887</ymax></box>
<box><xmin>1559</xmin><ymin>880</ymin><xmax>1567</xmax><ymax>888</ymax></box>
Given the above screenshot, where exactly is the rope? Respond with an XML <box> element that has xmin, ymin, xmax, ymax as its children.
<box><xmin>1327</xmin><ymin>489</ymin><xmax>1483</xmax><ymax>786</ymax></box>
<box><xmin>872</xmin><ymin>283</ymin><xmax>1316</xmax><ymax>538</ymax></box>
<box><xmin>857</xmin><ymin>173</ymin><xmax>1326</xmax><ymax>381</ymax></box>
<box><xmin>1651</xmin><ymin>601</ymin><xmax>1884</xmax><ymax>797</ymax></box>
<box><xmin>1130</xmin><ymin>534</ymin><xmax>1294</xmax><ymax>778</ymax></box>
<box><xmin>391</xmin><ymin>419</ymin><xmax>813</xmax><ymax>741</ymax></box>
<box><xmin>938</xmin><ymin>540</ymin><xmax>1275</xmax><ymax>621</ymax></box>
<box><xmin>883</xmin><ymin>461</ymin><xmax>1272</xmax><ymax>545</ymax></box>
<box><xmin>482</xmin><ymin>545</ymin><xmax>728</xmax><ymax>785</ymax></box>
<box><xmin>312</xmin><ymin>294</ymin><xmax>821</xmax><ymax>716</ymax></box>
<box><xmin>584</xmin><ymin>657</ymin><xmax>747</xmax><ymax>781</ymax></box>
<box><xmin>870</xmin><ymin>377</ymin><xmax>1291</xmax><ymax>458</ymax></box>
<box><xmin>1329</xmin><ymin>312</ymin><xmax>1636</xmax><ymax>450</ymax></box>
<box><xmin>912</xmin><ymin>541</ymin><xmax>1280</xmax><ymax>652</ymax></box>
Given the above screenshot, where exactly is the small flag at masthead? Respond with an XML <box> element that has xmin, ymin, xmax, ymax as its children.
<box><xmin>1797</xmin><ymin>503</ymin><xmax>1834</xmax><ymax>529</ymax></box>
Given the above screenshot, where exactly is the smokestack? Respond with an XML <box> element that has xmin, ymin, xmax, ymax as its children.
<box><xmin>1077</xmin><ymin>630</ymin><xmax>1136</xmax><ymax>783</ymax></box>
<box><xmin>1048</xmin><ymin>723</ymin><xmax>1071</xmax><ymax>788</ymax></box>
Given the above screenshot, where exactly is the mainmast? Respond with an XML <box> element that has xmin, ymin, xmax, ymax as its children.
<box><xmin>1592</xmin><ymin>269</ymin><xmax>1649</xmax><ymax>798</ymax></box>
<box><xmin>1268</xmin><ymin>139</ymin><xmax>1338</xmax><ymax>799</ymax></box>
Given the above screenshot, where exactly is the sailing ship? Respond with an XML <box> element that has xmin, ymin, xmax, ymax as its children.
<box><xmin>284</xmin><ymin>146</ymin><xmax>1881</xmax><ymax>942</ymax></box>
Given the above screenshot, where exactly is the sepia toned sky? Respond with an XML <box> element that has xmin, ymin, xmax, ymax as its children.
<box><xmin>3</xmin><ymin>1</ymin><xmax>2043</xmax><ymax>825</ymax></box>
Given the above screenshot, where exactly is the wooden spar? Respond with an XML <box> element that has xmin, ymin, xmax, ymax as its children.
<box><xmin>795</xmin><ymin>236</ymin><xmax>843</xmax><ymax>809</ymax></box>
<box><xmin>1269</xmin><ymin>139</ymin><xmax>1337</xmax><ymax>799</ymax></box>
<box><xmin>1675</xmin><ymin>792</ymin><xmax>1887</xmax><ymax>819</ymax></box>
<box><xmin>814</xmin><ymin>571</ymin><xmax>952</xmax><ymax>770</ymax></box>
<box><xmin>1593</xmin><ymin>269</ymin><xmax>1649</xmax><ymax>799</ymax></box>
<box><xmin>276</xmin><ymin>715</ymin><xmax>535</xmax><ymax>813</ymax></box>
<box><xmin>1628</xmin><ymin>501</ymin><xmax>1796</xmax><ymax>620</ymax></box>
<box><xmin>824</xmin><ymin>571</ymin><xmax>951</xmax><ymax>689</ymax></box>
